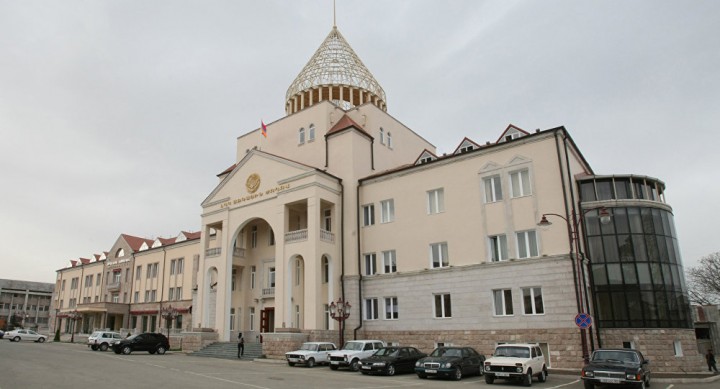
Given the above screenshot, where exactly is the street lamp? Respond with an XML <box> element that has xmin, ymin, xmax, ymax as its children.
<box><xmin>538</xmin><ymin>206</ymin><xmax>611</xmax><ymax>363</ymax></box>
<box><xmin>328</xmin><ymin>298</ymin><xmax>351</xmax><ymax>347</ymax></box>
<box><xmin>160</xmin><ymin>305</ymin><xmax>179</xmax><ymax>340</ymax></box>
<box><xmin>67</xmin><ymin>310</ymin><xmax>81</xmax><ymax>343</ymax></box>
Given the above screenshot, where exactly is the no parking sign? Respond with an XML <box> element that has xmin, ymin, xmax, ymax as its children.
<box><xmin>575</xmin><ymin>313</ymin><xmax>593</xmax><ymax>329</ymax></box>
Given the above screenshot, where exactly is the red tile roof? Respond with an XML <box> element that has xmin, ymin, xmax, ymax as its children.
<box><xmin>121</xmin><ymin>234</ymin><xmax>154</xmax><ymax>252</ymax></box>
<box><xmin>183</xmin><ymin>231</ymin><xmax>201</xmax><ymax>240</ymax></box>
<box><xmin>326</xmin><ymin>114</ymin><xmax>372</xmax><ymax>139</ymax></box>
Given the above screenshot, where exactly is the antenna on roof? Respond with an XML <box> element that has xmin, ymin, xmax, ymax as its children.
<box><xmin>333</xmin><ymin>0</ymin><xmax>337</xmax><ymax>28</ymax></box>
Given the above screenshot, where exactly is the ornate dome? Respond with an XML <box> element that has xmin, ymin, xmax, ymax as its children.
<box><xmin>285</xmin><ymin>27</ymin><xmax>387</xmax><ymax>114</ymax></box>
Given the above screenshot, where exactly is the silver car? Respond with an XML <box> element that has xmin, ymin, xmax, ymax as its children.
<box><xmin>4</xmin><ymin>329</ymin><xmax>47</xmax><ymax>343</ymax></box>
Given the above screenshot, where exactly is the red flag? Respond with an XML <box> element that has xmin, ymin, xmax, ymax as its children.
<box><xmin>261</xmin><ymin>120</ymin><xmax>268</xmax><ymax>138</ymax></box>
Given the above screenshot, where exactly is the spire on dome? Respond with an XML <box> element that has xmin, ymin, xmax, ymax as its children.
<box><xmin>285</xmin><ymin>26</ymin><xmax>387</xmax><ymax>115</ymax></box>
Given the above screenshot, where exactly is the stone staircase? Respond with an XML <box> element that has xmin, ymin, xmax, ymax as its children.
<box><xmin>189</xmin><ymin>341</ymin><xmax>264</xmax><ymax>360</ymax></box>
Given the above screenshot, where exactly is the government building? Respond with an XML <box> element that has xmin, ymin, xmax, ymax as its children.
<box><xmin>52</xmin><ymin>23</ymin><xmax>702</xmax><ymax>371</ymax></box>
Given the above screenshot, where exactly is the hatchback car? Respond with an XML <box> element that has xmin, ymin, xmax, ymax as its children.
<box><xmin>111</xmin><ymin>333</ymin><xmax>169</xmax><ymax>355</ymax></box>
<box><xmin>4</xmin><ymin>329</ymin><xmax>47</xmax><ymax>343</ymax></box>
<box><xmin>415</xmin><ymin>346</ymin><xmax>485</xmax><ymax>380</ymax></box>
<box><xmin>88</xmin><ymin>331</ymin><xmax>123</xmax><ymax>351</ymax></box>
<box><xmin>359</xmin><ymin>346</ymin><xmax>426</xmax><ymax>376</ymax></box>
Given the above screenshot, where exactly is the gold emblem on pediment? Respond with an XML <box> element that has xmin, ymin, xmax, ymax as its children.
<box><xmin>246</xmin><ymin>173</ymin><xmax>261</xmax><ymax>194</ymax></box>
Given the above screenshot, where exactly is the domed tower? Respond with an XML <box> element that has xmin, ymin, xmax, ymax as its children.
<box><xmin>285</xmin><ymin>26</ymin><xmax>387</xmax><ymax>115</ymax></box>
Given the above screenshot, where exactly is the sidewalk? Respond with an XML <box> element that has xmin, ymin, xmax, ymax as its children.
<box><xmin>549</xmin><ymin>368</ymin><xmax>720</xmax><ymax>384</ymax></box>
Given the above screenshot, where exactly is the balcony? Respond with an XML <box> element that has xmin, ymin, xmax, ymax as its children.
<box><xmin>205</xmin><ymin>247</ymin><xmax>221</xmax><ymax>257</ymax></box>
<box><xmin>262</xmin><ymin>287</ymin><xmax>275</xmax><ymax>298</ymax></box>
<box><xmin>106</xmin><ymin>282</ymin><xmax>121</xmax><ymax>292</ymax></box>
<box><xmin>233</xmin><ymin>247</ymin><xmax>245</xmax><ymax>258</ymax></box>
<box><xmin>284</xmin><ymin>229</ymin><xmax>308</xmax><ymax>243</ymax></box>
<box><xmin>320</xmin><ymin>229</ymin><xmax>335</xmax><ymax>243</ymax></box>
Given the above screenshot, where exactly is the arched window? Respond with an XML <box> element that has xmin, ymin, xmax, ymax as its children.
<box><xmin>308</xmin><ymin>124</ymin><xmax>315</xmax><ymax>141</ymax></box>
<box><xmin>298</xmin><ymin>128</ymin><xmax>305</xmax><ymax>144</ymax></box>
<box><xmin>322</xmin><ymin>256</ymin><xmax>329</xmax><ymax>283</ymax></box>
<box><xmin>379</xmin><ymin>128</ymin><xmax>385</xmax><ymax>144</ymax></box>
<box><xmin>115</xmin><ymin>248</ymin><xmax>124</xmax><ymax>258</ymax></box>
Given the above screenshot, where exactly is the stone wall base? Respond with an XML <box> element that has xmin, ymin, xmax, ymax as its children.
<box><xmin>180</xmin><ymin>331</ymin><xmax>219</xmax><ymax>352</ymax></box>
<box><xmin>600</xmin><ymin>328</ymin><xmax>705</xmax><ymax>372</ymax></box>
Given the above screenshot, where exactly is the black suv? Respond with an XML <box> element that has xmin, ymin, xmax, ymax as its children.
<box><xmin>112</xmin><ymin>333</ymin><xmax>170</xmax><ymax>355</ymax></box>
<box><xmin>581</xmin><ymin>349</ymin><xmax>651</xmax><ymax>389</ymax></box>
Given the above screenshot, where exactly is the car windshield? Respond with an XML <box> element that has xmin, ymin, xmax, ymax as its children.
<box><xmin>592</xmin><ymin>351</ymin><xmax>639</xmax><ymax>363</ymax></box>
<box><xmin>299</xmin><ymin>344</ymin><xmax>318</xmax><ymax>351</ymax></box>
<box><xmin>90</xmin><ymin>332</ymin><xmax>101</xmax><ymax>338</ymax></box>
<box><xmin>494</xmin><ymin>346</ymin><xmax>530</xmax><ymax>358</ymax></box>
<box><xmin>342</xmin><ymin>342</ymin><xmax>364</xmax><ymax>351</ymax></box>
<box><xmin>374</xmin><ymin>348</ymin><xmax>399</xmax><ymax>357</ymax></box>
<box><xmin>430</xmin><ymin>348</ymin><xmax>461</xmax><ymax>357</ymax></box>
<box><xmin>126</xmin><ymin>334</ymin><xmax>141</xmax><ymax>341</ymax></box>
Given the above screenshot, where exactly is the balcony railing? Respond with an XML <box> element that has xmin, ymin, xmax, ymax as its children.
<box><xmin>233</xmin><ymin>247</ymin><xmax>245</xmax><ymax>258</ymax></box>
<box><xmin>106</xmin><ymin>282</ymin><xmax>121</xmax><ymax>292</ymax></box>
<box><xmin>284</xmin><ymin>229</ymin><xmax>308</xmax><ymax>243</ymax></box>
<box><xmin>205</xmin><ymin>247</ymin><xmax>221</xmax><ymax>257</ymax></box>
<box><xmin>262</xmin><ymin>287</ymin><xmax>275</xmax><ymax>297</ymax></box>
<box><xmin>320</xmin><ymin>229</ymin><xmax>335</xmax><ymax>243</ymax></box>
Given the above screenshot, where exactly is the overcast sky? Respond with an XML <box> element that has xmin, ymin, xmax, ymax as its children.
<box><xmin>1</xmin><ymin>1</ymin><xmax>718</xmax><ymax>284</ymax></box>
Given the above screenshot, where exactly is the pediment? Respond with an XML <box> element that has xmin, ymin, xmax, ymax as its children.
<box><xmin>507</xmin><ymin>155</ymin><xmax>531</xmax><ymax>166</ymax></box>
<box><xmin>479</xmin><ymin>161</ymin><xmax>501</xmax><ymax>173</ymax></box>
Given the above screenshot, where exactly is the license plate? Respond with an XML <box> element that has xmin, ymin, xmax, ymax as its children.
<box><xmin>288</xmin><ymin>358</ymin><xmax>299</xmax><ymax>362</ymax></box>
<box><xmin>362</xmin><ymin>366</ymin><xmax>371</xmax><ymax>370</ymax></box>
<box><xmin>425</xmin><ymin>369</ymin><xmax>437</xmax><ymax>374</ymax></box>
<box><xmin>600</xmin><ymin>378</ymin><xmax>621</xmax><ymax>384</ymax></box>
<box><xmin>331</xmin><ymin>361</ymin><xmax>339</xmax><ymax>365</ymax></box>
<box><xmin>495</xmin><ymin>372</ymin><xmax>510</xmax><ymax>377</ymax></box>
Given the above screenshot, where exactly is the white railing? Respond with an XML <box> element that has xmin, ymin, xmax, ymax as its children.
<box><xmin>233</xmin><ymin>247</ymin><xmax>245</xmax><ymax>258</ymax></box>
<box><xmin>205</xmin><ymin>247</ymin><xmax>221</xmax><ymax>257</ymax></box>
<box><xmin>320</xmin><ymin>229</ymin><xmax>335</xmax><ymax>243</ymax></box>
<box><xmin>262</xmin><ymin>288</ymin><xmax>275</xmax><ymax>297</ymax></box>
<box><xmin>284</xmin><ymin>229</ymin><xmax>308</xmax><ymax>243</ymax></box>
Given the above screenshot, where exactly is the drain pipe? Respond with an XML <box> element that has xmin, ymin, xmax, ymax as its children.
<box><xmin>353</xmin><ymin>181</ymin><xmax>363</xmax><ymax>340</ymax></box>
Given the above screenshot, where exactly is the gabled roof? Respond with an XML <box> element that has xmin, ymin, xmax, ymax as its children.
<box><xmin>121</xmin><ymin>234</ymin><xmax>154</xmax><ymax>252</ymax></box>
<box><xmin>413</xmin><ymin>149</ymin><xmax>438</xmax><ymax>165</ymax></box>
<box><xmin>453</xmin><ymin>137</ymin><xmax>482</xmax><ymax>155</ymax></box>
<box><xmin>495</xmin><ymin>124</ymin><xmax>530</xmax><ymax>144</ymax></box>
<box><xmin>217</xmin><ymin>163</ymin><xmax>237</xmax><ymax>177</ymax></box>
<box><xmin>326</xmin><ymin>114</ymin><xmax>372</xmax><ymax>139</ymax></box>
<box><xmin>79</xmin><ymin>258</ymin><xmax>91</xmax><ymax>265</ymax></box>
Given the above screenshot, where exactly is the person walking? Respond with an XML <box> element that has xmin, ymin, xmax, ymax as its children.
<box><xmin>707</xmin><ymin>349</ymin><xmax>719</xmax><ymax>373</ymax></box>
<box><xmin>237</xmin><ymin>333</ymin><xmax>244</xmax><ymax>358</ymax></box>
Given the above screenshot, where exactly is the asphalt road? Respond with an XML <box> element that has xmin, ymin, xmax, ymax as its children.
<box><xmin>1</xmin><ymin>340</ymin><xmax>717</xmax><ymax>389</ymax></box>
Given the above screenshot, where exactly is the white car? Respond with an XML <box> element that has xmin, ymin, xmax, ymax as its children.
<box><xmin>87</xmin><ymin>331</ymin><xmax>124</xmax><ymax>351</ymax></box>
<box><xmin>328</xmin><ymin>340</ymin><xmax>386</xmax><ymax>371</ymax></box>
<box><xmin>4</xmin><ymin>329</ymin><xmax>48</xmax><ymax>343</ymax></box>
<box><xmin>285</xmin><ymin>342</ymin><xmax>337</xmax><ymax>367</ymax></box>
<box><xmin>484</xmin><ymin>343</ymin><xmax>548</xmax><ymax>386</ymax></box>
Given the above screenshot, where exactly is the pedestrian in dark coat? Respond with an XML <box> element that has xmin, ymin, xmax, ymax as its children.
<box><xmin>707</xmin><ymin>349</ymin><xmax>718</xmax><ymax>373</ymax></box>
<box><xmin>237</xmin><ymin>333</ymin><xmax>244</xmax><ymax>358</ymax></box>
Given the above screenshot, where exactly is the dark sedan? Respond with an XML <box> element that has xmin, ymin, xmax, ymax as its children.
<box><xmin>111</xmin><ymin>332</ymin><xmax>170</xmax><ymax>355</ymax></box>
<box><xmin>581</xmin><ymin>349</ymin><xmax>651</xmax><ymax>389</ymax></box>
<box><xmin>414</xmin><ymin>346</ymin><xmax>485</xmax><ymax>380</ymax></box>
<box><xmin>358</xmin><ymin>346</ymin><xmax>426</xmax><ymax>376</ymax></box>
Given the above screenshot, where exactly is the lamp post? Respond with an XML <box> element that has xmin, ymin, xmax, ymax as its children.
<box><xmin>538</xmin><ymin>206</ymin><xmax>611</xmax><ymax>363</ymax></box>
<box><xmin>328</xmin><ymin>298</ymin><xmax>351</xmax><ymax>348</ymax></box>
<box><xmin>160</xmin><ymin>305</ymin><xmax>179</xmax><ymax>340</ymax></box>
<box><xmin>67</xmin><ymin>310</ymin><xmax>81</xmax><ymax>343</ymax></box>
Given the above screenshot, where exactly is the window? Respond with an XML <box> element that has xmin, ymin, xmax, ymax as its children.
<box><xmin>269</xmin><ymin>229</ymin><xmax>275</xmax><ymax>246</ymax></box>
<box><xmin>175</xmin><ymin>287</ymin><xmax>182</xmax><ymax>300</ymax></box>
<box><xmin>295</xmin><ymin>305</ymin><xmax>300</xmax><ymax>327</ymax></box>
<box><xmin>144</xmin><ymin>291</ymin><xmax>150</xmax><ymax>303</ymax></box>
<box><xmin>146</xmin><ymin>264</ymin><xmax>152</xmax><ymax>279</ymax></box>
<box><xmin>230</xmin><ymin>308</ymin><xmax>236</xmax><ymax>331</ymax></box>
<box><xmin>322</xmin><ymin>257</ymin><xmax>329</xmax><ymax>283</ymax></box>
<box><xmin>387</xmin><ymin>131</ymin><xmax>393</xmax><ymax>148</ymax></box>
<box><xmin>113</xmin><ymin>271</ymin><xmax>121</xmax><ymax>283</ymax></box>
<box><xmin>308</xmin><ymin>124</ymin><xmax>315</xmax><ymax>141</ymax></box>
<box><xmin>231</xmin><ymin>268</ymin><xmax>237</xmax><ymax>291</ymax></box>
<box><xmin>379</xmin><ymin>127</ymin><xmax>385</xmax><ymax>144</ymax></box>
<box><xmin>489</xmin><ymin>235</ymin><xmax>508</xmax><ymax>261</ymax></box>
<box><xmin>136</xmin><ymin>266</ymin><xmax>142</xmax><ymax>280</ymax></box>
<box><xmin>268</xmin><ymin>267</ymin><xmax>276</xmax><ymax>288</ymax></box>
<box><xmin>251</xmin><ymin>226</ymin><xmax>257</xmax><ymax>248</ymax></box>
<box><xmin>125</xmin><ymin>268</ymin><xmax>130</xmax><ymax>282</ymax></box>
<box><xmin>493</xmin><ymin>289</ymin><xmax>514</xmax><ymax>316</ymax></box>
<box><xmin>170</xmin><ymin>259</ymin><xmax>176</xmax><ymax>275</ymax></box>
<box><xmin>365</xmin><ymin>298</ymin><xmax>379</xmax><ymax>320</ymax></box>
<box><xmin>364</xmin><ymin>253</ymin><xmax>377</xmax><ymax>275</ymax></box>
<box><xmin>324</xmin><ymin>304</ymin><xmax>330</xmax><ymax>330</ymax></box>
<box><xmin>96</xmin><ymin>273</ymin><xmax>101</xmax><ymax>285</ymax></box>
<box><xmin>112</xmin><ymin>294</ymin><xmax>119</xmax><ymax>303</ymax></box>
<box><xmin>295</xmin><ymin>260</ymin><xmax>301</xmax><ymax>285</ymax></box>
<box><xmin>484</xmin><ymin>175</ymin><xmax>503</xmax><ymax>202</ymax></box>
<box><xmin>134</xmin><ymin>291</ymin><xmax>139</xmax><ymax>303</ymax></box>
<box><xmin>298</xmin><ymin>128</ymin><xmax>305</xmax><ymax>144</ymax></box>
<box><xmin>673</xmin><ymin>340</ymin><xmax>683</xmax><ymax>356</ymax></box>
<box><xmin>434</xmin><ymin>294</ymin><xmax>452</xmax><ymax>318</ymax></box>
<box><xmin>61</xmin><ymin>280</ymin><xmax>66</xmax><ymax>291</ymax></box>
<box><xmin>177</xmin><ymin>258</ymin><xmax>184</xmax><ymax>274</ymax></box>
<box><xmin>522</xmin><ymin>287</ymin><xmax>544</xmax><ymax>315</ymax></box>
<box><xmin>251</xmin><ymin>266</ymin><xmax>256</xmax><ymax>289</ymax></box>
<box><xmin>382</xmin><ymin>250</ymin><xmax>397</xmax><ymax>273</ymax></box>
<box><xmin>427</xmin><ymin>188</ymin><xmax>445</xmax><ymax>214</ymax></box>
<box><xmin>380</xmin><ymin>199</ymin><xmax>395</xmax><ymax>223</ymax></box>
<box><xmin>362</xmin><ymin>204</ymin><xmax>375</xmax><ymax>226</ymax></box>
<box><xmin>150</xmin><ymin>290</ymin><xmax>157</xmax><ymax>302</ymax></box>
<box><xmin>249</xmin><ymin>308</ymin><xmax>255</xmax><ymax>331</ymax></box>
<box><xmin>168</xmin><ymin>288</ymin><xmax>175</xmax><ymax>301</ymax></box>
<box><xmin>385</xmin><ymin>297</ymin><xmax>398</xmax><ymax>319</ymax></box>
<box><xmin>323</xmin><ymin>209</ymin><xmax>332</xmax><ymax>231</ymax></box>
<box><xmin>430</xmin><ymin>242</ymin><xmax>449</xmax><ymax>268</ymax></box>
<box><xmin>510</xmin><ymin>169</ymin><xmax>531</xmax><ymax>198</ymax></box>
<box><xmin>516</xmin><ymin>230</ymin><xmax>539</xmax><ymax>258</ymax></box>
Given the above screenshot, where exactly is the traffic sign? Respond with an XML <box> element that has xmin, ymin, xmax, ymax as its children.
<box><xmin>575</xmin><ymin>313</ymin><xmax>593</xmax><ymax>329</ymax></box>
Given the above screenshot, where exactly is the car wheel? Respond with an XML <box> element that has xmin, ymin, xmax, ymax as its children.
<box><xmin>156</xmin><ymin>346</ymin><xmax>167</xmax><ymax>355</ymax></box>
<box><xmin>485</xmin><ymin>374</ymin><xmax>495</xmax><ymax>384</ymax></box>
<box><xmin>583</xmin><ymin>381</ymin><xmax>594</xmax><ymax>389</ymax></box>
<box><xmin>350</xmin><ymin>359</ymin><xmax>360</xmax><ymax>372</ymax></box>
<box><xmin>386</xmin><ymin>364</ymin><xmax>396</xmax><ymax>376</ymax></box>
<box><xmin>417</xmin><ymin>373</ymin><xmax>427</xmax><ymax>379</ymax></box>
<box><xmin>523</xmin><ymin>369</ymin><xmax>532</xmax><ymax>386</ymax></box>
<box><xmin>122</xmin><ymin>346</ymin><xmax>132</xmax><ymax>355</ymax></box>
<box><xmin>453</xmin><ymin>366</ymin><xmax>462</xmax><ymax>381</ymax></box>
<box><xmin>37</xmin><ymin>337</ymin><xmax>46</xmax><ymax>343</ymax></box>
<box><xmin>330</xmin><ymin>365</ymin><xmax>339</xmax><ymax>370</ymax></box>
<box><xmin>13</xmin><ymin>336</ymin><xmax>20</xmax><ymax>342</ymax></box>
<box><xmin>306</xmin><ymin>358</ymin><xmax>315</xmax><ymax>368</ymax></box>
<box><xmin>288</xmin><ymin>362</ymin><xmax>295</xmax><ymax>367</ymax></box>
<box><xmin>91</xmin><ymin>345</ymin><xmax>99</xmax><ymax>351</ymax></box>
<box><xmin>537</xmin><ymin>368</ymin><xmax>546</xmax><ymax>383</ymax></box>
<box><xmin>99</xmin><ymin>343</ymin><xmax>108</xmax><ymax>351</ymax></box>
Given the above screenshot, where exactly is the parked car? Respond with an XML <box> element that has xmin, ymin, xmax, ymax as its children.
<box><xmin>87</xmin><ymin>331</ymin><xmax>124</xmax><ymax>351</ymax></box>
<box><xmin>285</xmin><ymin>342</ymin><xmax>337</xmax><ymax>367</ymax></box>
<box><xmin>111</xmin><ymin>332</ymin><xmax>169</xmax><ymax>355</ymax></box>
<box><xmin>358</xmin><ymin>346</ymin><xmax>426</xmax><ymax>376</ymax></box>
<box><xmin>484</xmin><ymin>343</ymin><xmax>548</xmax><ymax>386</ymax></box>
<box><xmin>0</xmin><ymin>330</ymin><xmax>4</xmax><ymax>339</ymax></box>
<box><xmin>4</xmin><ymin>329</ymin><xmax>47</xmax><ymax>343</ymax></box>
<box><xmin>414</xmin><ymin>346</ymin><xmax>485</xmax><ymax>380</ymax></box>
<box><xmin>581</xmin><ymin>348</ymin><xmax>651</xmax><ymax>389</ymax></box>
<box><xmin>328</xmin><ymin>340</ymin><xmax>385</xmax><ymax>371</ymax></box>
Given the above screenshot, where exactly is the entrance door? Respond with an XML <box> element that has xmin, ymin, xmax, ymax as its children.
<box><xmin>260</xmin><ymin>308</ymin><xmax>275</xmax><ymax>333</ymax></box>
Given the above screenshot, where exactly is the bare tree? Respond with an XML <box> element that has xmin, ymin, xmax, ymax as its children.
<box><xmin>687</xmin><ymin>251</ymin><xmax>720</xmax><ymax>305</ymax></box>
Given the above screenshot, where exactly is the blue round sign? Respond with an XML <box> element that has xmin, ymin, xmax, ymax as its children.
<box><xmin>575</xmin><ymin>313</ymin><xmax>593</xmax><ymax>329</ymax></box>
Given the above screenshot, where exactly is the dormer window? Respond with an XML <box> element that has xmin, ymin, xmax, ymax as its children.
<box><xmin>420</xmin><ymin>157</ymin><xmax>433</xmax><ymax>164</ymax></box>
<box><xmin>115</xmin><ymin>248</ymin><xmax>124</xmax><ymax>258</ymax></box>
<box><xmin>308</xmin><ymin>124</ymin><xmax>315</xmax><ymax>142</ymax></box>
<box><xmin>298</xmin><ymin>128</ymin><xmax>306</xmax><ymax>144</ymax></box>
<box><xmin>460</xmin><ymin>145</ymin><xmax>474</xmax><ymax>153</ymax></box>
<box><xmin>379</xmin><ymin>128</ymin><xmax>385</xmax><ymax>144</ymax></box>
